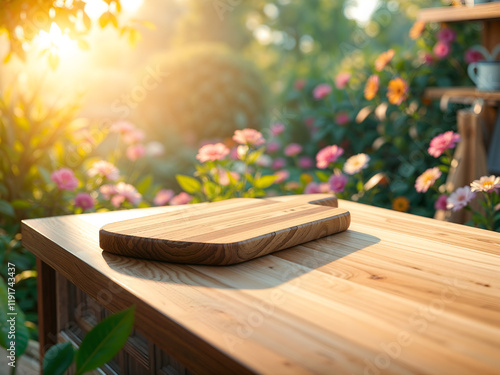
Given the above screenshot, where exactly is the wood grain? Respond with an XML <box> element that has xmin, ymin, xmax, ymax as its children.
<box><xmin>418</xmin><ymin>3</ymin><xmax>500</xmax><ymax>23</ymax></box>
<box><xmin>21</xmin><ymin>199</ymin><xmax>500</xmax><ymax>375</ymax></box>
<box><xmin>99</xmin><ymin>194</ymin><xmax>350</xmax><ymax>265</ymax></box>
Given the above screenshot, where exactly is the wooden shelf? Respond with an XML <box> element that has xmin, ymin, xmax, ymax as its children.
<box><xmin>418</xmin><ymin>3</ymin><xmax>500</xmax><ymax>23</ymax></box>
<box><xmin>424</xmin><ymin>86</ymin><xmax>500</xmax><ymax>102</ymax></box>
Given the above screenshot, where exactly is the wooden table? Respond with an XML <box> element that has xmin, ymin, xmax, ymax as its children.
<box><xmin>22</xmin><ymin>199</ymin><xmax>500</xmax><ymax>374</ymax></box>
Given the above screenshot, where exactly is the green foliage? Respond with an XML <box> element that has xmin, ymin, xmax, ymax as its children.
<box><xmin>141</xmin><ymin>43</ymin><xmax>268</xmax><ymax>143</ymax></box>
<box><xmin>41</xmin><ymin>306</ymin><xmax>135</xmax><ymax>375</ymax></box>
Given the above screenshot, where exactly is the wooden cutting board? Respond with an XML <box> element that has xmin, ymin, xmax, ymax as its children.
<box><xmin>99</xmin><ymin>194</ymin><xmax>350</xmax><ymax>265</ymax></box>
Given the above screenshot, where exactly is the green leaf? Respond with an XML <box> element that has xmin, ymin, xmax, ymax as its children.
<box><xmin>10</xmin><ymin>200</ymin><xmax>31</xmax><ymax>210</ymax></box>
<box><xmin>0</xmin><ymin>277</ymin><xmax>29</xmax><ymax>357</ymax></box>
<box><xmin>43</xmin><ymin>342</ymin><xmax>75</xmax><ymax>375</ymax></box>
<box><xmin>246</xmin><ymin>148</ymin><xmax>265</xmax><ymax>165</ymax></box>
<box><xmin>176</xmin><ymin>175</ymin><xmax>201</xmax><ymax>194</ymax></box>
<box><xmin>254</xmin><ymin>175</ymin><xmax>276</xmax><ymax>189</ymax></box>
<box><xmin>135</xmin><ymin>175</ymin><xmax>153</xmax><ymax>195</ymax></box>
<box><xmin>75</xmin><ymin>306</ymin><xmax>135</xmax><ymax>375</ymax></box>
<box><xmin>0</xmin><ymin>200</ymin><xmax>15</xmax><ymax>217</ymax></box>
<box><xmin>315</xmin><ymin>171</ymin><xmax>331</xmax><ymax>183</ymax></box>
<box><xmin>204</xmin><ymin>180</ymin><xmax>217</xmax><ymax>199</ymax></box>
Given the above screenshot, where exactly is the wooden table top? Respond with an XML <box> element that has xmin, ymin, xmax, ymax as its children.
<box><xmin>22</xmin><ymin>199</ymin><xmax>500</xmax><ymax>375</ymax></box>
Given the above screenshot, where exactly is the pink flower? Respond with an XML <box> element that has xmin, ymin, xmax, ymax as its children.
<box><xmin>434</xmin><ymin>194</ymin><xmax>448</xmax><ymax>211</ymax></box>
<box><xmin>335</xmin><ymin>72</ymin><xmax>351</xmax><ymax>89</ymax></box>
<box><xmin>422</xmin><ymin>52</ymin><xmax>434</xmax><ymax>65</ymax></box>
<box><xmin>274</xmin><ymin>170</ymin><xmax>290</xmax><ymax>183</ymax></box>
<box><xmin>170</xmin><ymin>192</ymin><xmax>192</xmax><ymax>205</ymax></box>
<box><xmin>74</xmin><ymin>193</ymin><xmax>95</xmax><ymax>210</ymax></box>
<box><xmin>154</xmin><ymin>189</ymin><xmax>175</xmax><ymax>206</ymax></box>
<box><xmin>313</xmin><ymin>84</ymin><xmax>332</xmax><ymax>100</ymax></box>
<box><xmin>343</xmin><ymin>153</ymin><xmax>370</xmax><ymax>175</ymax></box>
<box><xmin>256</xmin><ymin>155</ymin><xmax>272</xmax><ymax>167</ymax></box>
<box><xmin>318</xmin><ymin>183</ymin><xmax>330</xmax><ymax>193</ymax></box>
<box><xmin>272</xmin><ymin>157</ymin><xmax>286</xmax><ymax>170</ymax></box>
<box><xmin>437</xmin><ymin>28</ymin><xmax>456</xmax><ymax>44</ymax></box>
<box><xmin>196</xmin><ymin>143</ymin><xmax>230</xmax><ymax>163</ymax></box>
<box><xmin>304</xmin><ymin>182</ymin><xmax>330</xmax><ymax>194</ymax></box>
<box><xmin>87</xmin><ymin>160</ymin><xmax>119</xmax><ymax>181</ymax></box>
<box><xmin>433</xmin><ymin>42</ymin><xmax>450</xmax><ymax>59</ymax></box>
<box><xmin>298</xmin><ymin>156</ymin><xmax>314</xmax><ymax>169</ymax></box>
<box><xmin>270</xmin><ymin>123</ymin><xmax>286</xmax><ymax>136</ymax></box>
<box><xmin>123</xmin><ymin>129</ymin><xmax>145</xmax><ymax>145</ymax></box>
<box><xmin>465</xmin><ymin>48</ymin><xmax>485</xmax><ymax>64</ymax></box>
<box><xmin>99</xmin><ymin>184</ymin><xmax>117</xmax><ymax>200</ymax></box>
<box><xmin>267</xmin><ymin>141</ymin><xmax>281</xmax><ymax>153</ymax></box>
<box><xmin>329</xmin><ymin>172</ymin><xmax>348</xmax><ymax>193</ymax></box>
<box><xmin>294</xmin><ymin>79</ymin><xmax>306</xmax><ymax>90</ymax></box>
<box><xmin>316</xmin><ymin>145</ymin><xmax>344</xmax><ymax>169</ymax></box>
<box><xmin>126</xmin><ymin>144</ymin><xmax>146</xmax><ymax>161</ymax></box>
<box><xmin>233</xmin><ymin>129</ymin><xmax>265</xmax><ymax>147</ymax></box>
<box><xmin>110</xmin><ymin>121</ymin><xmax>135</xmax><ymax>134</ymax></box>
<box><xmin>284</xmin><ymin>143</ymin><xmax>302</xmax><ymax>157</ymax></box>
<box><xmin>218</xmin><ymin>169</ymin><xmax>240</xmax><ymax>186</ymax></box>
<box><xmin>145</xmin><ymin>141</ymin><xmax>165</xmax><ymax>157</ymax></box>
<box><xmin>51</xmin><ymin>168</ymin><xmax>79</xmax><ymax>191</ymax></box>
<box><xmin>415</xmin><ymin>167</ymin><xmax>442</xmax><ymax>193</ymax></box>
<box><xmin>447</xmin><ymin>186</ymin><xmax>475</xmax><ymax>212</ymax></box>
<box><xmin>111</xmin><ymin>182</ymin><xmax>142</xmax><ymax>207</ymax></box>
<box><xmin>428</xmin><ymin>131</ymin><xmax>461</xmax><ymax>158</ymax></box>
<box><xmin>335</xmin><ymin>112</ymin><xmax>350</xmax><ymax>126</ymax></box>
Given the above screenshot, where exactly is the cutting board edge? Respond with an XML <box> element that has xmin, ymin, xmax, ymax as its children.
<box><xmin>99</xmin><ymin>210</ymin><xmax>351</xmax><ymax>265</ymax></box>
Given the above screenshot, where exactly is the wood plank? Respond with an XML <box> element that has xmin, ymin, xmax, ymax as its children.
<box><xmin>418</xmin><ymin>3</ymin><xmax>500</xmax><ymax>23</ymax></box>
<box><xmin>22</xmin><ymin>199</ymin><xmax>500</xmax><ymax>375</ymax></box>
<box><xmin>99</xmin><ymin>194</ymin><xmax>349</xmax><ymax>265</ymax></box>
<box><xmin>36</xmin><ymin>258</ymin><xmax>58</xmax><ymax>360</ymax></box>
<box><xmin>424</xmin><ymin>87</ymin><xmax>500</xmax><ymax>103</ymax></box>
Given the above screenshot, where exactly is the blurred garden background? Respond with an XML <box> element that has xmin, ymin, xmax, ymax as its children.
<box><xmin>1</xmin><ymin>0</ymin><xmax>499</xmax><ymax>365</ymax></box>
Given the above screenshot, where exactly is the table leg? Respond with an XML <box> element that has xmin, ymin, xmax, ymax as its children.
<box><xmin>36</xmin><ymin>258</ymin><xmax>58</xmax><ymax>365</ymax></box>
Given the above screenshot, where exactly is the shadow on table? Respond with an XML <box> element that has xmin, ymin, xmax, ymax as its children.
<box><xmin>102</xmin><ymin>230</ymin><xmax>380</xmax><ymax>290</ymax></box>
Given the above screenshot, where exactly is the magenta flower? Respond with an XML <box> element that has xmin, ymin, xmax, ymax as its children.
<box><xmin>196</xmin><ymin>143</ymin><xmax>230</xmax><ymax>163</ymax></box>
<box><xmin>335</xmin><ymin>112</ymin><xmax>350</xmax><ymax>126</ymax></box>
<box><xmin>335</xmin><ymin>72</ymin><xmax>351</xmax><ymax>89</ymax></box>
<box><xmin>99</xmin><ymin>184</ymin><xmax>117</xmax><ymax>200</ymax></box>
<box><xmin>274</xmin><ymin>170</ymin><xmax>290</xmax><ymax>183</ymax></box>
<box><xmin>272</xmin><ymin>157</ymin><xmax>286</xmax><ymax>170</ymax></box>
<box><xmin>434</xmin><ymin>194</ymin><xmax>448</xmax><ymax>211</ymax></box>
<box><xmin>304</xmin><ymin>182</ymin><xmax>330</xmax><ymax>194</ymax></box>
<box><xmin>170</xmin><ymin>192</ymin><xmax>192</xmax><ymax>205</ymax></box>
<box><xmin>313</xmin><ymin>83</ymin><xmax>332</xmax><ymax>100</ymax></box>
<box><xmin>270</xmin><ymin>123</ymin><xmax>286</xmax><ymax>136</ymax></box>
<box><xmin>74</xmin><ymin>193</ymin><xmax>95</xmax><ymax>210</ymax></box>
<box><xmin>428</xmin><ymin>131</ymin><xmax>460</xmax><ymax>158</ymax></box>
<box><xmin>126</xmin><ymin>144</ymin><xmax>146</xmax><ymax>161</ymax></box>
<box><xmin>87</xmin><ymin>160</ymin><xmax>119</xmax><ymax>181</ymax></box>
<box><xmin>437</xmin><ymin>28</ymin><xmax>456</xmax><ymax>44</ymax></box>
<box><xmin>465</xmin><ymin>48</ymin><xmax>485</xmax><ymax>64</ymax></box>
<box><xmin>329</xmin><ymin>172</ymin><xmax>348</xmax><ymax>193</ymax></box>
<box><xmin>447</xmin><ymin>186</ymin><xmax>475</xmax><ymax>212</ymax></box>
<box><xmin>233</xmin><ymin>129</ymin><xmax>265</xmax><ymax>147</ymax></box>
<box><xmin>433</xmin><ymin>42</ymin><xmax>451</xmax><ymax>59</ymax></box>
<box><xmin>284</xmin><ymin>143</ymin><xmax>302</xmax><ymax>157</ymax></box>
<box><xmin>316</xmin><ymin>145</ymin><xmax>344</xmax><ymax>169</ymax></box>
<box><xmin>298</xmin><ymin>156</ymin><xmax>314</xmax><ymax>169</ymax></box>
<box><xmin>154</xmin><ymin>189</ymin><xmax>175</xmax><ymax>206</ymax></box>
<box><xmin>415</xmin><ymin>167</ymin><xmax>442</xmax><ymax>193</ymax></box>
<box><xmin>51</xmin><ymin>168</ymin><xmax>79</xmax><ymax>191</ymax></box>
<box><xmin>111</xmin><ymin>182</ymin><xmax>142</xmax><ymax>207</ymax></box>
<box><xmin>267</xmin><ymin>141</ymin><xmax>281</xmax><ymax>153</ymax></box>
<box><xmin>422</xmin><ymin>52</ymin><xmax>434</xmax><ymax>66</ymax></box>
<box><xmin>294</xmin><ymin>79</ymin><xmax>306</xmax><ymax>90</ymax></box>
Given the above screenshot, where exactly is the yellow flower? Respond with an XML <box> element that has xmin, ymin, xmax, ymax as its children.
<box><xmin>392</xmin><ymin>196</ymin><xmax>410</xmax><ymax>212</ymax></box>
<box><xmin>470</xmin><ymin>175</ymin><xmax>500</xmax><ymax>192</ymax></box>
<box><xmin>364</xmin><ymin>75</ymin><xmax>379</xmax><ymax>100</ymax></box>
<box><xmin>387</xmin><ymin>77</ymin><xmax>408</xmax><ymax>105</ymax></box>
<box><xmin>375</xmin><ymin>49</ymin><xmax>395</xmax><ymax>71</ymax></box>
<box><xmin>409</xmin><ymin>21</ymin><xmax>425</xmax><ymax>40</ymax></box>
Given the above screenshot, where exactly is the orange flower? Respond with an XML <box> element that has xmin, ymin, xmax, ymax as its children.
<box><xmin>387</xmin><ymin>77</ymin><xmax>408</xmax><ymax>105</ymax></box>
<box><xmin>392</xmin><ymin>196</ymin><xmax>410</xmax><ymax>212</ymax></box>
<box><xmin>409</xmin><ymin>21</ymin><xmax>425</xmax><ymax>40</ymax></box>
<box><xmin>364</xmin><ymin>75</ymin><xmax>379</xmax><ymax>100</ymax></box>
<box><xmin>375</xmin><ymin>49</ymin><xmax>395</xmax><ymax>71</ymax></box>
